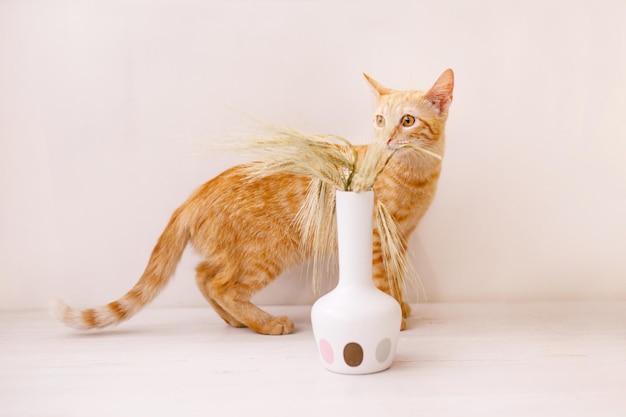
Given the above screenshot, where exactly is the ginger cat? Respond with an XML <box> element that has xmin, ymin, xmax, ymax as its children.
<box><xmin>53</xmin><ymin>69</ymin><xmax>454</xmax><ymax>335</ymax></box>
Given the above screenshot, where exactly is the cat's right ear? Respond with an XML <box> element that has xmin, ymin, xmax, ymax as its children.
<box><xmin>363</xmin><ymin>73</ymin><xmax>391</xmax><ymax>96</ymax></box>
<box><xmin>425</xmin><ymin>69</ymin><xmax>454</xmax><ymax>114</ymax></box>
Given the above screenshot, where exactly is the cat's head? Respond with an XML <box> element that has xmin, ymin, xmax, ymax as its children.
<box><xmin>364</xmin><ymin>69</ymin><xmax>454</xmax><ymax>164</ymax></box>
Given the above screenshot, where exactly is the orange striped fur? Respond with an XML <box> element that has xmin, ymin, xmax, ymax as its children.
<box><xmin>53</xmin><ymin>69</ymin><xmax>454</xmax><ymax>335</ymax></box>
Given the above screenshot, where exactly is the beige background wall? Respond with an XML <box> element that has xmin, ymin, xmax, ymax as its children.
<box><xmin>1</xmin><ymin>0</ymin><xmax>625</xmax><ymax>310</ymax></box>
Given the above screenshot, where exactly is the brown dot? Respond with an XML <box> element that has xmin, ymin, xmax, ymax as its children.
<box><xmin>343</xmin><ymin>342</ymin><xmax>364</xmax><ymax>367</ymax></box>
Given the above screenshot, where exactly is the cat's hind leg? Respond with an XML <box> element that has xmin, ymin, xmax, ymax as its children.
<box><xmin>195</xmin><ymin>262</ymin><xmax>245</xmax><ymax>328</ymax></box>
<box><xmin>200</xmin><ymin>263</ymin><xmax>294</xmax><ymax>335</ymax></box>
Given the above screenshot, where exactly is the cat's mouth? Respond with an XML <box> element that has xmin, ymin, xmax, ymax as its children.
<box><xmin>386</xmin><ymin>137</ymin><xmax>399</xmax><ymax>149</ymax></box>
<box><xmin>386</xmin><ymin>138</ymin><xmax>407</xmax><ymax>150</ymax></box>
<box><xmin>385</xmin><ymin>139</ymin><xmax>442</xmax><ymax>161</ymax></box>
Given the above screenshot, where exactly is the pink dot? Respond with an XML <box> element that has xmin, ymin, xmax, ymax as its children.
<box><xmin>319</xmin><ymin>338</ymin><xmax>334</xmax><ymax>364</ymax></box>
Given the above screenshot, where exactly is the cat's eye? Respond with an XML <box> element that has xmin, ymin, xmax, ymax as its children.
<box><xmin>401</xmin><ymin>114</ymin><xmax>416</xmax><ymax>127</ymax></box>
<box><xmin>375</xmin><ymin>115</ymin><xmax>385</xmax><ymax>127</ymax></box>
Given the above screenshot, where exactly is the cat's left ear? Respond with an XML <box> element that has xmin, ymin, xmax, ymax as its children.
<box><xmin>363</xmin><ymin>73</ymin><xmax>391</xmax><ymax>96</ymax></box>
<box><xmin>425</xmin><ymin>69</ymin><xmax>454</xmax><ymax>114</ymax></box>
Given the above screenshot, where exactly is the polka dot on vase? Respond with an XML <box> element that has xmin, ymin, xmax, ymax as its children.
<box><xmin>343</xmin><ymin>342</ymin><xmax>364</xmax><ymax>367</ymax></box>
<box><xmin>375</xmin><ymin>338</ymin><xmax>392</xmax><ymax>363</ymax></box>
<box><xmin>319</xmin><ymin>338</ymin><xmax>334</xmax><ymax>364</ymax></box>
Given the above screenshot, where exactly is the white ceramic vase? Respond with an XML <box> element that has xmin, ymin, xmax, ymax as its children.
<box><xmin>311</xmin><ymin>190</ymin><xmax>402</xmax><ymax>374</ymax></box>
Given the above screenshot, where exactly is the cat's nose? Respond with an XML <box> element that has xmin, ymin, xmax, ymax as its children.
<box><xmin>387</xmin><ymin>137</ymin><xmax>395</xmax><ymax>146</ymax></box>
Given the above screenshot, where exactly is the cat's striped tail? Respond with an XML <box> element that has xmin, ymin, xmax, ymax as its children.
<box><xmin>52</xmin><ymin>207</ymin><xmax>190</xmax><ymax>330</ymax></box>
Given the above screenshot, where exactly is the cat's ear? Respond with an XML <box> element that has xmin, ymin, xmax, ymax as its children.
<box><xmin>363</xmin><ymin>73</ymin><xmax>391</xmax><ymax>96</ymax></box>
<box><xmin>425</xmin><ymin>69</ymin><xmax>454</xmax><ymax>114</ymax></box>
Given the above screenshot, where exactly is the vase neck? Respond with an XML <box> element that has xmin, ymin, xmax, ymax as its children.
<box><xmin>335</xmin><ymin>190</ymin><xmax>375</xmax><ymax>288</ymax></box>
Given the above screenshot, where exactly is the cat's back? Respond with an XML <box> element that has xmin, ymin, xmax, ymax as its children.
<box><xmin>192</xmin><ymin>163</ymin><xmax>310</xmax><ymax>212</ymax></box>
<box><xmin>179</xmin><ymin>164</ymin><xmax>310</xmax><ymax>252</ymax></box>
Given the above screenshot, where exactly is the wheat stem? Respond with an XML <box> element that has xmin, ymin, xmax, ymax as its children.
<box><xmin>211</xmin><ymin>123</ymin><xmax>438</xmax><ymax>298</ymax></box>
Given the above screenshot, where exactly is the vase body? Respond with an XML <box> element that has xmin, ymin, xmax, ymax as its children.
<box><xmin>311</xmin><ymin>190</ymin><xmax>402</xmax><ymax>374</ymax></box>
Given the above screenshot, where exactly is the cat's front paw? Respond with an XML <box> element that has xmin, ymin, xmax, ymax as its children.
<box><xmin>401</xmin><ymin>301</ymin><xmax>411</xmax><ymax>318</ymax></box>
<box><xmin>259</xmin><ymin>316</ymin><xmax>294</xmax><ymax>335</ymax></box>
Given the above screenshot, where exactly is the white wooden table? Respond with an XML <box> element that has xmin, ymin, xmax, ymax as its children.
<box><xmin>1</xmin><ymin>302</ymin><xmax>625</xmax><ymax>416</ymax></box>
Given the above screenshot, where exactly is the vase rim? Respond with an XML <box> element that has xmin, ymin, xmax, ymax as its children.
<box><xmin>336</xmin><ymin>189</ymin><xmax>374</xmax><ymax>194</ymax></box>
